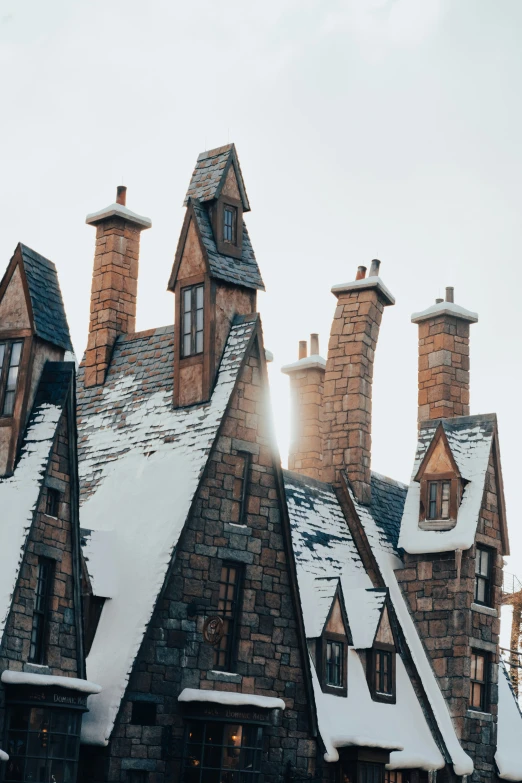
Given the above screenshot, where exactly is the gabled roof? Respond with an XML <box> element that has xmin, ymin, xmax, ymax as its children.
<box><xmin>496</xmin><ymin>662</ymin><xmax>522</xmax><ymax>781</ymax></box>
<box><xmin>398</xmin><ymin>414</ymin><xmax>501</xmax><ymax>554</ymax></box>
<box><xmin>284</xmin><ymin>469</ymin><xmax>444</xmax><ymax>771</ymax></box>
<box><xmin>348</xmin><ymin>479</ymin><xmax>473</xmax><ymax>777</ymax></box>
<box><xmin>0</xmin><ymin>362</ymin><xmax>74</xmax><ymax>647</ymax></box>
<box><xmin>77</xmin><ymin>315</ymin><xmax>259</xmax><ymax>746</ymax></box>
<box><xmin>19</xmin><ymin>244</ymin><xmax>73</xmax><ymax>352</ymax></box>
<box><xmin>184</xmin><ymin>144</ymin><xmax>250</xmax><ymax>211</ymax></box>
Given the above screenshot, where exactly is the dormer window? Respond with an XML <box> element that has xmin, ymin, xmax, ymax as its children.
<box><xmin>223</xmin><ymin>205</ymin><xmax>237</xmax><ymax>244</ymax></box>
<box><xmin>326</xmin><ymin>640</ymin><xmax>344</xmax><ymax>688</ymax></box>
<box><xmin>427</xmin><ymin>480</ymin><xmax>451</xmax><ymax>520</ymax></box>
<box><xmin>181</xmin><ymin>284</ymin><xmax>204</xmax><ymax>358</ymax></box>
<box><xmin>0</xmin><ymin>340</ymin><xmax>23</xmax><ymax>416</ymax></box>
<box><xmin>319</xmin><ymin>588</ymin><xmax>349</xmax><ymax>696</ymax></box>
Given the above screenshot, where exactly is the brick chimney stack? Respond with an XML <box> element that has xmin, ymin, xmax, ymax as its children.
<box><xmin>411</xmin><ymin>287</ymin><xmax>478</xmax><ymax>423</ymax></box>
<box><xmin>84</xmin><ymin>187</ymin><xmax>151</xmax><ymax>387</ymax></box>
<box><xmin>321</xmin><ymin>261</ymin><xmax>395</xmax><ymax>504</ymax></box>
<box><xmin>282</xmin><ymin>334</ymin><xmax>326</xmax><ymax>480</ymax></box>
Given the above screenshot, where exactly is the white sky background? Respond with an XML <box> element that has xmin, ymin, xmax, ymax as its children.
<box><xmin>1</xmin><ymin>0</ymin><xmax>521</xmax><ymax>574</ymax></box>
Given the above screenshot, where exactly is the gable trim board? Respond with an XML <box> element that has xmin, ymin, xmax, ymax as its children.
<box><xmin>79</xmin><ymin>314</ymin><xmax>317</xmax><ymax>745</ymax></box>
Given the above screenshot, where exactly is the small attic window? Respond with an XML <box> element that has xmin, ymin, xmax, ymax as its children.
<box><xmin>427</xmin><ymin>480</ymin><xmax>450</xmax><ymax>520</ymax></box>
<box><xmin>326</xmin><ymin>640</ymin><xmax>344</xmax><ymax>687</ymax></box>
<box><xmin>223</xmin><ymin>205</ymin><xmax>237</xmax><ymax>244</ymax></box>
<box><xmin>0</xmin><ymin>340</ymin><xmax>23</xmax><ymax>417</ymax></box>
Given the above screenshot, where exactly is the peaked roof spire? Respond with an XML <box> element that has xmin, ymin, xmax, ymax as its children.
<box><xmin>184</xmin><ymin>143</ymin><xmax>250</xmax><ymax>211</ymax></box>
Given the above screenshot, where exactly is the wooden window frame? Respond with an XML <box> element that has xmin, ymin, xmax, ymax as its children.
<box><xmin>419</xmin><ymin>473</ymin><xmax>460</xmax><ymax>529</ymax></box>
<box><xmin>45</xmin><ymin>487</ymin><xmax>61</xmax><ymax>518</ymax></box>
<box><xmin>474</xmin><ymin>545</ymin><xmax>493</xmax><ymax>607</ymax></box>
<box><xmin>470</xmin><ymin>649</ymin><xmax>489</xmax><ymax>712</ymax></box>
<box><xmin>213</xmin><ymin>562</ymin><xmax>244</xmax><ymax>672</ymax></box>
<box><xmin>223</xmin><ymin>205</ymin><xmax>237</xmax><ymax>245</ymax></box>
<box><xmin>320</xmin><ymin>632</ymin><xmax>347</xmax><ymax>697</ymax></box>
<box><xmin>367</xmin><ymin>643</ymin><xmax>396</xmax><ymax>704</ymax></box>
<box><xmin>182</xmin><ymin>720</ymin><xmax>263</xmax><ymax>780</ymax></box>
<box><xmin>0</xmin><ymin>339</ymin><xmax>24</xmax><ymax>418</ymax></box>
<box><xmin>237</xmin><ymin>450</ymin><xmax>251</xmax><ymax>525</ymax></box>
<box><xmin>29</xmin><ymin>557</ymin><xmax>54</xmax><ymax>664</ymax></box>
<box><xmin>214</xmin><ymin>195</ymin><xmax>243</xmax><ymax>259</ymax></box>
<box><xmin>180</xmin><ymin>283</ymin><xmax>204</xmax><ymax>359</ymax></box>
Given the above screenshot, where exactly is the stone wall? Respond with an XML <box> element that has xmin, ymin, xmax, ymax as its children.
<box><xmin>396</xmin><ymin>451</ymin><xmax>503</xmax><ymax>783</ymax></box>
<box><xmin>81</xmin><ymin>339</ymin><xmax>318</xmax><ymax>783</ymax></box>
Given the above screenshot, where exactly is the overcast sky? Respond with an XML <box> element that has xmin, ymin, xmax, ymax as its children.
<box><xmin>1</xmin><ymin>0</ymin><xmax>521</xmax><ymax>574</ymax></box>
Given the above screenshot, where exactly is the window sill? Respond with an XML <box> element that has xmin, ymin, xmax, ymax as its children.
<box><xmin>224</xmin><ymin>522</ymin><xmax>250</xmax><ymax>536</ymax></box>
<box><xmin>471</xmin><ymin>603</ymin><xmax>497</xmax><ymax>617</ymax></box>
<box><xmin>466</xmin><ymin>709</ymin><xmax>492</xmax><ymax>721</ymax></box>
<box><xmin>207</xmin><ymin>670</ymin><xmax>242</xmax><ymax>684</ymax></box>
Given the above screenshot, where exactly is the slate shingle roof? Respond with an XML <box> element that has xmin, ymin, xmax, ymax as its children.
<box><xmin>191</xmin><ymin>198</ymin><xmax>264</xmax><ymax>291</ymax></box>
<box><xmin>20</xmin><ymin>244</ymin><xmax>73</xmax><ymax>352</ymax></box>
<box><xmin>184</xmin><ymin>144</ymin><xmax>250</xmax><ymax>210</ymax></box>
<box><xmin>370</xmin><ymin>472</ymin><xmax>407</xmax><ymax>553</ymax></box>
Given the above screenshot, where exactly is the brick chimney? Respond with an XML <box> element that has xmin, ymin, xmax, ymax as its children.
<box><xmin>282</xmin><ymin>334</ymin><xmax>325</xmax><ymax>480</ymax></box>
<box><xmin>84</xmin><ymin>187</ymin><xmax>151</xmax><ymax>387</ymax></box>
<box><xmin>411</xmin><ymin>287</ymin><xmax>478</xmax><ymax>422</ymax></box>
<box><xmin>321</xmin><ymin>260</ymin><xmax>395</xmax><ymax>504</ymax></box>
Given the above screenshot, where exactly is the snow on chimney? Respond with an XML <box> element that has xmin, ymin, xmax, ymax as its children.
<box><xmin>411</xmin><ymin>287</ymin><xmax>478</xmax><ymax>423</ymax></box>
<box><xmin>83</xmin><ymin>187</ymin><xmax>151</xmax><ymax>387</ymax></box>
<box><xmin>282</xmin><ymin>334</ymin><xmax>326</xmax><ymax>480</ymax></box>
<box><xmin>321</xmin><ymin>261</ymin><xmax>395</xmax><ymax>504</ymax></box>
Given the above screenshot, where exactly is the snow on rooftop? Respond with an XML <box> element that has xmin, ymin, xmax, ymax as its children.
<box><xmin>398</xmin><ymin>417</ymin><xmax>495</xmax><ymax>554</ymax></box>
<box><xmin>178</xmin><ymin>689</ymin><xmax>285</xmax><ymax>711</ymax></box>
<box><xmin>346</xmin><ymin>588</ymin><xmax>387</xmax><ymax>649</ymax></box>
<box><xmin>352</xmin><ymin>489</ymin><xmax>474</xmax><ymax>776</ymax></box>
<box><xmin>1</xmin><ymin>670</ymin><xmax>101</xmax><ymax>694</ymax></box>
<box><xmin>78</xmin><ymin>319</ymin><xmax>256</xmax><ymax>746</ymax></box>
<box><xmin>0</xmin><ymin>402</ymin><xmax>62</xmax><ymax>647</ymax></box>
<box><xmin>0</xmin><ymin>750</ymin><xmax>8</xmax><ymax>762</ymax></box>
<box><xmin>311</xmin><ymin>650</ymin><xmax>444</xmax><ymax>769</ymax></box>
<box><xmin>281</xmin><ymin>355</ymin><xmax>326</xmax><ymax>375</ymax></box>
<box><xmin>85</xmin><ymin>202</ymin><xmax>152</xmax><ymax>229</ymax></box>
<box><xmin>496</xmin><ymin>663</ymin><xmax>522</xmax><ymax>781</ymax></box>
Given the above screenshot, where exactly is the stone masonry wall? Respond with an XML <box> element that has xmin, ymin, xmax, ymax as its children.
<box><xmin>81</xmin><ymin>340</ymin><xmax>318</xmax><ymax>783</ymax></box>
<box><xmin>84</xmin><ymin>218</ymin><xmax>142</xmax><ymax>387</ymax></box>
<box><xmin>321</xmin><ymin>285</ymin><xmax>387</xmax><ymax>503</ymax></box>
<box><xmin>0</xmin><ymin>408</ymin><xmax>81</xmax><ymax>736</ymax></box>
<box><xmin>417</xmin><ymin>315</ymin><xmax>470</xmax><ymax>423</ymax></box>
<box><xmin>396</xmin><ymin>451</ymin><xmax>503</xmax><ymax>783</ymax></box>
<box><xmin>287</xmin><ymin>365</ymin><xmax>324</xmax><ymax>480</ymax></box>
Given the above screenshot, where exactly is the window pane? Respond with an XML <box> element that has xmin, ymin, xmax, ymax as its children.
<box><xmin>183</xmin><ymin>335</ymin><xmax>191</xmax><ymax>357</ymax></box>
<box><xmin>183</xmin><ymin>288</ymin><xmax>192</xmax><ymax>312</ymax></box>
<box><xmin>475</xmin><ymin>654</ymin><xmax>485</xmax><ymax>682</ymax></box>
<box><xmin>3</xmin><ymin>390</ymin><xmax>15</xmax><ymax>416</ymax></box>
<box><xmin>196</xmin><ymin>285</ymin><xmax>204</xmax><ymax>309</ymax></box>
<box><xmin>428</xmin><ymin>483</ymin><xmax>437</xmax><ymax>518</ymax></box>
<box><xmin>10</xmin><ymin>342</ymin><xmax>22</xmax><ymax>367</ymax></box>
<box><xmin>479</xmin><ymin>549</ymin><xmax>490</xmax><ymax>577</ymax></box>
<box><xmin>441</xmin><ymin>482</ymin><xmax>450</xmax><ymax>518</ymax></box>
<box><xmin>475</xmin><ymin>577</ymin><xmax>485</xmax><ymax>604</ymax></box>
<box><xmin>196</xmin><ymin>331</ymin><xmax>203</xmax><ymax>354</ymax></box>
<box><xmin>0</xmin><ymin>343</ymin><xmax>5</xmax><ymax>368</ymax></box>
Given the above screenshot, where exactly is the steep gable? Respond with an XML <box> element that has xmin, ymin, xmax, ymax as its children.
<box><xmin>184</xmin><ymin>143</ymin><xmax>250</xmax><ymax>211</ymax></box>
<box><xmin>0</xmin><ymin>264</ymin><xmax>31</xmax><ymax>330</ymax></box>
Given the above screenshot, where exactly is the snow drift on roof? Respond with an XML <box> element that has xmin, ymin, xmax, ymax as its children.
<box><xmin>351</xmin><ymin>484</ymin><xmax>473</xmax><ymax>776</ymax></box>
<box><xmin>496</xmin><ymin>663</ymin><xmax>522</xmax><ymax>781</ymax></box>
<box><xmin>284</xmin><ymin>471</ymin><xmax>444</xmax><ymax>771</ymax></box>
<box><xmin>398</xmin><ymin>415</ymin><xmax>495</xmax><ymax>554</ymax></box>
<box><xmin>0</xmin><ymin>402</ymin><xmax>62</xmax><ymax>647</ymax></box>
<box><xmin>178</xmin><ymin>689</ymin><xmax>285</xmax><ymax>711</ymax></box>
<box><xmin>78</xmin><ymin>317</ymin><xmax>257</xmax><ymax>746</ymax></box>
<box><xmin>1</xmin><ymin>671</ymin><xmax>101</xmax><ymax>694</ymax></box>
<box><xmin>0</xmin><ymin>750</ymin><xmax>8</xmax><ymax>762</ymax></box>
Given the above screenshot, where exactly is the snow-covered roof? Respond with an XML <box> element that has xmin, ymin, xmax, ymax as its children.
<box><xmin>351</xmin><ymin>483</ymin><xmax>473</xmax><ymax>776</ymax></box>
<box><xmin>312</xmin><ymin>649</ymin><xmax>444</xmax><ymax>769</ymax></box>
<box><xmin>1</xmin><ymin>670</ymin><xmax>101</xmax><ymax>694</ymax></box>
<box><xmin>398</xmin><ymin>415</ymin><xmax>496</xmax><ymax>554</ymax></box>
<box><xmin>496</xmin><ymin>663</ymin><xmax>522</xmax><ymax>781</ymax></box>
<box><xmin>178</xmin><ymin>689</ymin><xmax>285</xmax><ymax>711</ymax></box>
<box><xmin>77</xmin><ymin>316</ymin><xmax>258</xmax><ymax>746</ymax></box>
<box><xmin>284</xmin><ymin>470</ymin><xmax>444</xmax><ymax>770</ymax></box>
<box><xmin>0</xmin><ymin>363</ymin><xmax>73</xmax><ymax>649</ymax></box>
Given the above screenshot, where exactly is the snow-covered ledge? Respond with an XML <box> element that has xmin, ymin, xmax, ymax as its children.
<box><xmin>1</xmin><ymin>671</ymin><xmax>102</xmax><ymax>695</ymax></box>
<box><xmin>281</xmin><ymin>354</ymin><xmax>326</xmax><ymax>375</ymax></box>
<box><xmin>178</xmin><ymin>688</ymin><xmax>285</xmax><ymax>711</ymax></box>
<box><xmin>0</xmin><ymin>749</ymin><xmax>9</xmax><ymax>762</ymax></box>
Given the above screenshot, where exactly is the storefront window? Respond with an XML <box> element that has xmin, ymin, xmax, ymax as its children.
<box><xmin>182</xmin><ymin>721</ymin><xmax>263</xmax><ymax>783</ymax></box>
<box><xmin>4</xmin><ymin>705</ymin><xmax>81</xmax><ymax>783</ymax></box>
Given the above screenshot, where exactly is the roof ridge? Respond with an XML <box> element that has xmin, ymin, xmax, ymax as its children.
<box><xmin>371</xmin><ymin>471</ymin><xmax>408</xmax><ymax>490</ymax></box>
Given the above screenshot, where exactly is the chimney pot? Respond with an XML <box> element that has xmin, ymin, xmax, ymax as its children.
<box><xmin>298</xmin><ymin>340</ymin><xmax>307</xmax><ymax>360</ymax></box>
<box><xmin>310</xmin><ymin>334</ymin><xmax>319</xmax><ymax>356</ymax></box>
<box><xmin>445</xmin><ymin>286</ymin><xmax>454</xmax><ymax>303</ymax></box>
<box><xmin>436</xmin><ymin>298</ymin><xmax>443</xmax><ymax>304</ymax></box>
<box><xmin>369</xmin><ymin>259</ymin><xmax>381</xmax><ymax>277</ymax></box>
<box><xmin>356</xmin><ymin>265</ymin><xmax>367</xmax><ymax>281</ymax></box>
<box><xmin>116</xmin><ymin>186</ymin><xmax>127</xmax><ymax>206</ymax></box>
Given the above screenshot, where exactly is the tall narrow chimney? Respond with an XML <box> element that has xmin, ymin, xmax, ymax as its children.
<box><xmin>282</xmin><ymin>334</ymin><xmax>326</xmax><ymax>480</ymax></box>
<box><xmin>321</xmin><ymin>262</ymin><xmax>395</xmax><ymax>504</ymax></box>
<box><xmin>84</xmin><ymin>188</ymin><xmax>151</xmax><ymax>387</ymax></box>
<box><xmin>411</xmin><ymin>288</ymin><xmax>478</xmax><ymax>422</ymax></box>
